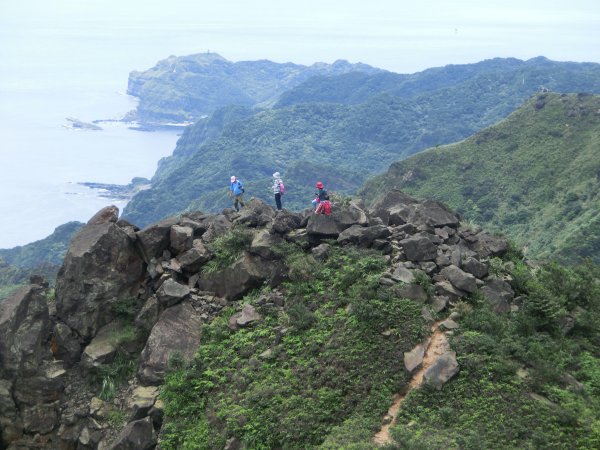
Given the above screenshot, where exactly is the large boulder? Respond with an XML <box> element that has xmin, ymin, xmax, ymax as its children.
<box><xmin>370</xmin><ymin>190</ymin><xmax>419</xmax><ymax>226</ymax></box>
<box><xmin>80</xmin><ymin>321</ymin><xmax>135</xmax><ymax>372</ymax></box>
<box><xmin>108</xmin><ymin>417</ymin><xmax>156</xmax><ymax>450</ymax></box>
<box><xmin>55</xmin><ymin>207</ymin><xmax>145</xmax><ymax>341</ymax></box>
<box><xmin>136</xmin><ymin>216</ymin><xmax>179</xmax><ymax>263</ymax></box>
<box><xmin>138</xmin><ymin>302</ymin><xmax>203</xmax><ymax>385</ymax></box>
<box><xmin>481</xmin><ymin>278</ymin><xmax>514</xmax><ymax>313</ymax></box>
<box><xmin>177</xmin><ymin>239</ymin><xmax>211</xmax><ymax>272</ymax></box>
<box><xmin>0</xmin><ymin>379</ymin><xmax>21</xmax><ymax>447</ymax></box>
<box><xmin>201</xmin><ymin>214</ymin><xmax>233</xmax><ymax>243</ymax></box>
<box><xmin>400</xmin><ymin>233</ymin><xmax>439</xmax><ymax>262</ymax></box>
<box><xmin>0</xmin><ymin>285</ymin><xmax>50</xmax><ymax>378</ymax></box>
<box><xmin>337</xmin><ymin>224</ymin><xmax>390</xmax><ymax>247</ymax></box>
<box><xmin>234</xmin><ymin>199</ymin><xmax>276</xmax><ymax>227</ymax></box>
<box><xmin>271</xmin><ymin>210</ymin><xmax>303</xmax><ymax>234</ymax></box>
<box><xmin>156</xmin><ymin>278</ymin><xmax>190</xmax><ymax>308</ymax></box>
<box><xmin>423</xmin><ymin>351</ymin><xmax>459</xmax><ymax>390</ymax></box>
<box><xmin>440</xmin><ymin>265</ymin><xmax>478</xmax><ymax>294</ymax></box>
<box><xmin>410</xmin><ymin>201</ymin><xmax>460</xmax><ymax>229</ymax></box>
<box><xmin>169</xmin><ymin>225</ymin><xmax>193</xmax><ymax>255</ymax></box>
<box><xmin>197</xmin><ymin>252</ymin><xmax>285</xmax><ymax>300</ymax></box>
<box><xmin>249</xmin><ymin>229</ymin><xmax>284</xmax><ymax>259</ymax></box>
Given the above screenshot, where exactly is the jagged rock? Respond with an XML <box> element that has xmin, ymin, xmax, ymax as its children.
<box><xmin>337</xmin><ymin>224</ymin><xmax>390</xmax><ymax>247</ymax></box>
<box><xmin>440</xmin><ymin>318</ymin><xmax>460</xmax><ymax>330</ymax></box>
<box><xmin>138</xmin><ymin>302</ymin><xmax>203</xmax><ymax>385</ymax></box>
<box><xmin>136</xmin><ymin>217</ymin><xmax>179</xmax><ymax>263</ymax></box>
<box><xmin>462</xmin><ymin>257</ymin><xmax>488</xmax><ymax>279</ymax></box>
<box><xmin>14</xmin><ymin>375</ymin><xmax>63</xmax><ymax>406</ymax></box>
<box><xmin>431</xmin><ymin>295</ymin><xmax>449</xmax><ymax>313</ymax></box>
<box><xmin>370</xmin><ymin>190</ymin><xmax>419</xmax><ymax>225</ymax></box>
<box><xmin>108</xmin><ymin>417</ymin><xmax>156</xmax><ymax>450</ymax></box>
<box><xmin>467</xmin><ymin>232</ymin><xmax>508</xmax><ymax>258</ymax></box>
<box><xmin>0</xmin><ymin>379</ymin><xmax>22</xmax><ymax>447</ymax></box>
<box><xmin>156</xmin><ymin>278</ymin><xmax>190</xmax><ymax>308</ymax></box>
<box><xmin>234</xmin><ymin>199</ymin><xmax>276</xmax><ymax>227</ymax></box>
<box><xmin>411</xmin><ymin>201</ymin><xmax>460</xmax><ymax>229</ymax></box>
<box><xmin>198</xmin><ymin>252</ymin><xmax>284</xmax><ymax>300</ymax></box>
<box><xmin>391</xmin><ymin>266</ymin><xmax>415</xmax><ymax>283</ymax></box>
<box><xmin>400</xmin><ymin>233</ymin><xmax>438</xmax><ymax>261</ymax></box>
<box><xmin>435</xmin><ymin>281</ymin><xmax>466</xmax><ymax>300</ymax></box>
<box><xmin>81</xmin><ymin>321</ymin><xmax>133</xmax><ymax>372</ymax></box>
<box><xmin>0</xmin><ymin>285</ymin><xmax>50</xmax><ymax>378</ymax></box>
<box><xmin>311</xmin><ymin>243</ymin><xmax>331</xmax><ymax>260</ymax></box>
<box><xmin>224</xmin><ymin>437</ymin><xmax>242</xmax><ymax>450</ymax></box>
<box><xmin>56</xmin><ymin>211</ymin><xmax>145</xmax><ymax>342</ymax></box>
<box><xmin>229</xmin><ymin>304</ymin><xmax>262</xmax><ymax>330</ymax></box>
<box><xmin>134</xmin><ymin>296</ymin><xmax>159</xmax><ymax>334</ymax></box>
<box><xmin>333</xmin><ymin>204</ymin><xmax>370</xmax><ymax>228</ymax></box>
<box><xmin>201</xmin><ymin>214</ymin><xmax>233</xmax><ymax>243</ymax></box>
<box><xmin>306</xmin><ymin>214</ymin><xmax>341</xmax><ymax>237</ymax></box>
<box><xmin>271</xmin><ymin>210</ymin><xmax>303</xmax><ymax>234</ymax></box>
<box><xmin>127</xmin><ymin>386</ymin><xmax>159</xmax><ymax>421</ymax></box>
<box><xmin>249</xmin><ymin>229</ymin><xmax>284</xmax><ymax>259</ymax></box>
<box><xmin>177</xmin><ymin>239</ymin><xmax>211</xmax><ymax>272</ymax></box>
<box><xmin>393</xmin><ymin>284</ymin><xmax>428</xmax><ymax>302</ymax></box>
<box><xmin>404</xmin><ymin>339</ymin><xmax>429</xmax><ymax>372</ymax></box>
<box><xmin>481</xmin><ymin>278</ymin><xmax>514</xmax><ymax>313</ymax></box>
<box><xmin>440</xmin><ymin>265</ymin><xmax>477</xmax><ymax>293</ymax></box>
<box><xmin>88</xmin><ymin>205</ymin><xmax>119</xmax><ymax>225</ymax></box>
<box><xmin>50</xmin><ymin>322</ymin><xmax>81</xmax><ymax>367</ymax></box>
<box><xmin>423</xmin><ymin>351</ymin><xmax>459</xmax><ymax>390</ymax></box>
<box><xmin>169</xmin><ymin>225</ymin><xmax>193</xmax><ymax>255</ymax></box>
<box><xmin>21</xmin><ymin>402</ymin><xmax>58</xmax><ymax>435</ymax></box>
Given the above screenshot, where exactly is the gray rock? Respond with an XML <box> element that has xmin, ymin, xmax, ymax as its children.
<box><xmin>440</xmin><ymin>265</ymin><xmax>477</xmax><ymax>293</ymax></box>
<box><xmin>249</xmin><ymin>229</ymin><xmax>284</xmax><ymax>259</ymax></box>
<box><xmin>440</xmin><ymin>318</ymin><xmax>460</xmax><ymax>330</ymax></box>
<box><xmin>394</xmin><ymin>284</ymin><xmax>428</xmax><ymax>302</ymax></box>
<box><xmin>404</xmin><ymin>340</ymin><xmax>429</xmax><ymax>372</ymax></box>
<box><xmin>234</xmin><ymin>199</ymin><xmax>276</xmax><ymax>227</ymax></box>
<box><xmin>468</xmin><ymin>232</ymin><xmax>508</xmax><ymax>258</ymax></box>
<box><xmin>135</xmin><ymin>296</ymin><xmax>160</xmax><ymax>334</ymax></box>
<box><xmin>127</xmin><ymin>386</ymin><xmax>159</xmax><ymax>421</ymax></box>
<box><xmin>201</xmin><ymin>214</ymin><xmax>233</xmax><ymax>243</ymax></box>
<box><xmin>156</xmin><ymin>278</ymin><xmax>190</xmax><ymax>308</ymax></box>
<box><xmin>169</xmin><ymin>225</ymin><xmax>193</xmax><ymax>255</ymax></box>
<box><xmin>177</xmin><ymin>239</ymin><xmax>211</xmax><ymax>272</ymax></box>
<box><xmin>481</xmin><ymin>278</ymin><xmax>514</xmax><ymax>313</ymax></box>
<box><xmin>391</xmin><ymin>266</ymin><xmax>415</xmax><ymax>283</ymax></box>
<box><xmin>306</xmin><ymin>214</ymin><xmax>341</xmax><ymax>238</ymax></box>
<box><xmin>271</xmin><ymin>210</ymin><xmax>303</xmax><ymax>234</ymax></box>
<box><xmin>400</xmin><ymin>233</ymin><xmax>438</xmax><ymax>261</ymax></box>
<box><xmin>411</xmin><ymin>201</ymin><xmax>460</xmax><ymax>229</ymax></box>
<box><xmin>108</xmin><ymin>417</ymin><xmax>156</xmax><ymax>450</ymax></box>
<box><xmin>337</xmin><ymin>224</ymin><xmax>390</xmax><ymax>247</ymax></box>
<box><xmin>0</xmin><ymin>285</ymin><xmax>50</xmax><ymax>378</ymax></box>
<box><xmin>0</xmin><ymin>379</ymin><xmax>21</xmax><ymax>447</ymax></box>
<box><xmin>138</xmin><ymin>302</ymin><xmax>203</xmax><ymax>385</ymax></box>
<box><xmin>81</xmin><ymin>321</ymin><xmax>133</xmax><ymax>372</ymax></box>
<box><xmin>198</xmin><ymin>252</ymin><xmax>284</xmax><ymax>301</ymax></box>
<box><xmin>423</xmin><ymin>351</ymin><xmax>459</xmax><ymax>390</ymax></box>
<box><xmin>56</xmin><ymin>213</ymin><xmax>144</xmax><ymax>341</ymax></box>
<box><xmin>435</xmin><ymin>281</ymin><xmax>466</xmax><ymax>300</ymax></box>
<box><xmin>229</xmin><ymin>304</ymin><xmax>262</xmax><ymax>330</ymax></box>
<box><xmin>462</xmin><ymin>257</ymin><xmax>488</xmax><ymax>279</ymax></box>
<box><xmin>20</xmin><ymin>402</ymin><xmax>58</xmax><ymax>435</ymax></box>
<box><xmin>136</xmin><ymin>217</ymin><xmax>179</xmax><ymax>263</ymax></box>
<box><xmin>311</xmin><ymin>243</ymin><xmax>331</xmax><ymax>261</ymax></box>
<box><xmin>431</xmin><ymin>295</ymin><xmax>449</xmax><ymax>313</ymax></box>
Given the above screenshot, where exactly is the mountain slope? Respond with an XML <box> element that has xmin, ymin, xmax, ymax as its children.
<box><xmin>361</xmin><ymin>92</ymin><xmax>600</xmax><ymax>264</ymax></box>
<box><xmin>127</xmin><ymin>53</ymin><xmax>384</xmax><ymax>124</ymax></box>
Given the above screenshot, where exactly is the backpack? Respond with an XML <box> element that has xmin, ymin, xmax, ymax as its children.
<box><xmin>322</xmin><ymin>200</ymin><xmax>332</xmax><ymax>215</ymax></box>
<box><xmin>278</xmin><ymin>180</ymin><xmax>285</xmax><ymax>195</ymax></box>
<box><xmin>237</xmin><ymin>180</ymin><xmax>244</xmax><ymax>193</ymax></box>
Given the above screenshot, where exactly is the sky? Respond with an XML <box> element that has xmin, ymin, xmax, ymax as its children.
<box><xmin>2</xmin><ymin>0</ymin><xmax>599</xmax><ymax>74</ymax></box>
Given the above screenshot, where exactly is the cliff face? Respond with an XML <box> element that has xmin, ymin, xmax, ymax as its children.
<box><xmin>0</xmin><ymin>193</ymin><xmax>530</xmax><ymax>449</ymax></box>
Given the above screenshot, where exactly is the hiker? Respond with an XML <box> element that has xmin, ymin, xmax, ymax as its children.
<box><xmin>313</xmin><ymin>181</ymin><xmax>331</xmax><ymax>215</ymax></box>
<box><xmin>272</xmin><ymin>172</ymin><xmax>285</xmax><ymax>210</ymax></box>
<box><xmin>229</xmin><ymin>175</ymin><xmax>245</xmax><ymax>211</ymax></box>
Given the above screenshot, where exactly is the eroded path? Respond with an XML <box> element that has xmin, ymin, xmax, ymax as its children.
<box><xmin>373</xmin><ymin>322</ymin><xmax>450</xmax><ymax>446</ymax></box>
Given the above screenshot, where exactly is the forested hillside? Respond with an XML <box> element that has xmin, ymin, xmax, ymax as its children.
<box><xmin>361</xmin><ymin>93</ymin><xmax>600</xmax><ymax>264</ymax></box>
<box><xmin>123</xmin><ymin>58</ymin><xmax>600</xmax><ymax>228</ymax></box>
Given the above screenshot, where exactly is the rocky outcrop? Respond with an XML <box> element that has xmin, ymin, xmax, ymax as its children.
<box><xmin>55</xmin><ymin>206</ymin><xmax>145</xmax><ymax>342</ymax></box>
<box><xmin>0</xmin><ymin>191</ymin><xmax>518</xmax><ymax>449</ymax></box>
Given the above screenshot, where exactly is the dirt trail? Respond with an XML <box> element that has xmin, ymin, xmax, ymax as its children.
<box><xmin>373</xmin><ymin>322</ymin><xmax>449</xmax><ymax>446</ymax></box>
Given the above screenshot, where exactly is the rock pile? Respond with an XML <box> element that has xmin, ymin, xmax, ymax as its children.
<box><xmin>0</xmin><ymin>191</ymin><xmax>516</xmax><ymax>449</ymax></box>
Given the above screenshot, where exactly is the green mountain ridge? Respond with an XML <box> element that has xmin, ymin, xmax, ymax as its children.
<box><xmin>127</xmin><ymin>52</ymin><xmax>384</xmax><ymax>124</ymax></box>
<box><xmin>122</xmin><ymin>57</ymin><xmax>600</xmax><ymax>229</ymax></box>
<box><xmin>361</xmin><ymin>92</ymin><xmax>600</xmax><ymax>264</ymax></box>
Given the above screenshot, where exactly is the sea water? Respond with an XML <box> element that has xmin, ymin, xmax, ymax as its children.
<box><xmin>0</xmin><ymin>13</ymin><xmax>193</xmax><ymax>248</ymax></box>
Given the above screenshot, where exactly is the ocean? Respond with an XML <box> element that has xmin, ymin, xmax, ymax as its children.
<box><xmin>0</xmin><ymin>13</ymin><xmax>200</xmax><ymax>249</ymax></box>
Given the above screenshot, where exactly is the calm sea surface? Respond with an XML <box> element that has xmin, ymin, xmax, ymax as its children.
<box><xmin>0</xmin><ymin>17</ymin><xmax>198</xmax><ymax>248</ymax></box>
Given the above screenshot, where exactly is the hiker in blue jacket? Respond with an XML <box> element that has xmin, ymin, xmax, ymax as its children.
<box><xmin>229</xmin><ymin>175</ymin><xmax>245</xmax><ymax>211</ymax></box>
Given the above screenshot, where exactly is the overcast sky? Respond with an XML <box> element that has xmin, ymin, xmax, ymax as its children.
<box><xmin>2</xmin><ymin>0</ymin><xmax>599</xmax><ymax>74</ymax></box>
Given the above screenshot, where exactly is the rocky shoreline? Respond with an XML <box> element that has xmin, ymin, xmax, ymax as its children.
<box><xmin>79</xmin><ymin>177</ymin><xmax>151</xmax><ymax>201</ymax></box>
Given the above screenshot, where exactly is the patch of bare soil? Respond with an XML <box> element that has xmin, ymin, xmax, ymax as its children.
<box><xmin>373</xmin><ymin>322</ymin><xmax>449</xmax><ymax>446</ymax></box>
